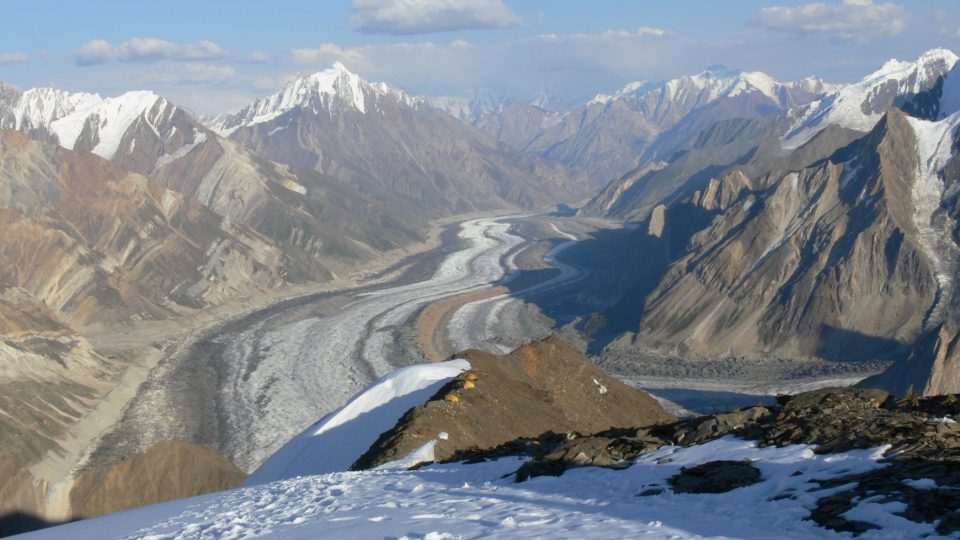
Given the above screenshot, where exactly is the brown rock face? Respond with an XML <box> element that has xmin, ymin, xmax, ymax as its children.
<box><xmin>352</xmin><ymin>335</ymin><xmax>674</xmax><ymax>470</ymax></box>
<box><xmin>0</xmin><ymin>129</ymin><xmax>311</xmax><ymax>329</ymax></box>
<box><xmin>0</xmin><ymin>129</ymin><xmax>314</xmax><ymax>525</ymax></box>
<box><xmin>69</xmin><ymin>439</ymin><xmax>245</xmax><ymax>518</ymax></box>
<box><xmin>861</xmin><ymin>321</ymin><xmax>960</xmax><ymax>396</ymax></box>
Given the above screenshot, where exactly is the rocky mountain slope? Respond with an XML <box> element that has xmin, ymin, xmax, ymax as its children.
<box><xmin>0</xmin><ymin>128</ymin><xmax>322</xmax><ymax>527</ymax></box>
<box><xmin>588</xmin><ymin>48</ymin><xmax>958</xmax><ymax>222</ymax></box>
<box><xmin>0</xmin><ymin>83</ymin><xmax>428</xmax><ymax>271</ymax></box>
<box><xmin>245</xmin><ymin>335</ymin><xmax>672</xmax><ymax>486</ymax></box>
<box><xmin>0</xmin><ymin>130</ymin><xmax>308</xmax><ymax>329</ymax></box>
<box><xmin>210</xmin><ymin>63</ymin><xmax>588</xmax><ymax>216</ymax></box>
<box><xmin>353</xmin><ymin>335</ymin><xmax>674</xmax><ymax>470</ymax></box>
<box><xmin>68</xmin><ymin>439</ymin><xmax>245</xmax><ymax>519</ymax></box>
<box><xmin>556</xmin><ymin>49</ymin><xmax>960</xmax><ymax>398</ymax></box>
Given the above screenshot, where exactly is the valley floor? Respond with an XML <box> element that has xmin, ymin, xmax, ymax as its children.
<box><xmin>20</xmin><ymin>212</ymin><xmax>893</xmax><ymax>530</ymax></box>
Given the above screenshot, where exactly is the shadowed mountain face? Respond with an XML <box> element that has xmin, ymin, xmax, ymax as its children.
<box><xmin>212</xmin><ymin>65</ymin><xmax>589</xmax><ymax>217</ymax></box>
<box><xmin>637</xmin><ymin>110</ymin><xmax>934</xmax><ymax>360</ymax></box>
<box><xmin>572</xmin><ymin>110</ymin><xmax>936</xmax><ymax>365</ymax></box>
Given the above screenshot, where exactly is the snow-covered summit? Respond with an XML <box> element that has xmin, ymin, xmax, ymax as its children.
<box><xmin>782</xmin><ymin>48</ymin><xmax>960</xmax><ymax>149</ymax></box>
<box><xmin>209</xmin><ymin>63</ymin><xmax>415</xmax><ymax>136</ymax></box>
<box><xmin>0</xmin><ymin>87</ymin><xmax>186</xmax><ymax>160</ymax></box>
<box><xmin>5</xmin><ymin>87</ymin><xmax>101</xmax><ymax>132</ymax></box>
<box><xmin>588</xmin><ymin>68</ymin><xmax>835</xmax><ymax>111</ymax></box>
<box><xmin>588</xmin><ymin>80</ymin><xmax>657</xmax><ymax>106</ymax></box>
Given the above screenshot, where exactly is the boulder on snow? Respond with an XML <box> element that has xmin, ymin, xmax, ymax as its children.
<box><xmin>668</xmin><ymin>460</ymin><xmax>762</xmax><ymax>494</ymax></box>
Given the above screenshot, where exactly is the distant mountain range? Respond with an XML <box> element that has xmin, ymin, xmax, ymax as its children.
<box><xmin>433</xmin><ymin>68</ymin><xmax>836</xmax><ymax>186</ymax></box>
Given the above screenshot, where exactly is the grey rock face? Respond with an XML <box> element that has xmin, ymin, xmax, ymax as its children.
<box><xmin>582</xmin><ymin>109</ymin><xmax>934</xmax><ymax>364</ymax></box>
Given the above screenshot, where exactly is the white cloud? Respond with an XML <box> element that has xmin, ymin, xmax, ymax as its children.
<box><xmin>752</xmin><ymin>0</ymin><xmax>908</xmax><ymax>42</ymax></box>
<box><xmin>292</xmin><ymin>43</ymin><xmax>371</xmax><ymax>68</ymax></box>
<box><xmin>351</xmin><ymin>0</ymin><xmax>522</xmax><ymax>35</ymax></box>
<box><xmin>74</xmin><ymin>38</ymin><xmax>228</xmax><ymax>65</ymax></box>
<box><xmin>137</xmin><ymin>62</ymin><xmax>238</xmax><ymax>86</ymax></box>
<box><xmin>0</xmin><ymin>52</ymin><xmax>29</xmax><ymax>65</ymax></box>
<box><xmin>288</xmin><ymin>27</ymin><xmax>684</xmax><ymax>99</ymax></box>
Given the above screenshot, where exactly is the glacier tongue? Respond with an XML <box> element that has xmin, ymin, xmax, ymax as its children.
<box><xmin>907</xmin><ymin>113</ymin><xmax>960</xmax><ymax>329</ymax></box>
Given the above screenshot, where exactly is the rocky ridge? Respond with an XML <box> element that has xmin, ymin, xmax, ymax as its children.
<box><xmin>440</xmin><ymin>387</ymin><xmax>960</xmax><ymax>536</ymax></box>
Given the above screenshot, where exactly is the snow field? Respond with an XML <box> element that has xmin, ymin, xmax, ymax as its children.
<box><xmin>25</xmin><ymin>436</ymin><xmax>936</xmax><ymax>539</ymax></box>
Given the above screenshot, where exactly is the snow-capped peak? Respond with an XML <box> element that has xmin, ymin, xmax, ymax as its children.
<box><xmin>209</xmin><ymin>63</ymin><xmax>408</xmax><ymax>136</ymax></box>
<box><xmin>289</xmin><ymin>63</ymin><xmax>370</xmax><ymax>113</ymax></box>
<box><xmin>589</xmin><ymin>80</ymin><xmax>656</xmax><ymax>106</ymax></box>
<box><xmin>1</xmin><ymin>87</ymin><xmax>177</xmax><ymax>160</ymax></box>
<box><xmin>8</xmin><ymin>87</ymin><xmax>102</xmax><ymax>131</ymax></box>
<box><xmin>782</xmin><ymin>48</ymin><xmax>960</xmax><ymax>149</ymax></box>
<box><xmin>588</xmin><ymin>68</ymin><xmax>831</xmax><ymax>113</ymax></box>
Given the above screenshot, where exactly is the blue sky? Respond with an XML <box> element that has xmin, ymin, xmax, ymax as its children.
<box><xmin>2</xmin><ymin>0</ymin><xmax>960</xmax><ymax>114</ymax></box>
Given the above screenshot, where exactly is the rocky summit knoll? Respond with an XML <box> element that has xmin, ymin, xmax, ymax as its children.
<box><xmin>353</xmin><ymin>334</ymin><xmax>675</xmax><ymax>470</ymax></box>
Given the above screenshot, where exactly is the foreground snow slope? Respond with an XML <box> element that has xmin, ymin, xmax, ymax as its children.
<box><xmin>245</xmin><ymin>359</ymin><xmax>470</xmax><ymax>486</ymax></box>
<box><xmin>23</xmin><ymin>436</ymin><xmax>937</xmax><ymax>539</ymax></box>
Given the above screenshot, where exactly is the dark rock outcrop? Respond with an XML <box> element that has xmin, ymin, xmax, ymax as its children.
<box><xmin>668</xmin><ymin>460</ymin><xmax>762</xmax><ymax>493</ymax></box>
